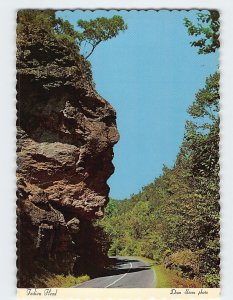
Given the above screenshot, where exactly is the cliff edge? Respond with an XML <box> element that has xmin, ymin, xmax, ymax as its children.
<box><xmin>16</xmin><ymin>19</ymin><xmax>119</xmax><ymax>287</ymax></box>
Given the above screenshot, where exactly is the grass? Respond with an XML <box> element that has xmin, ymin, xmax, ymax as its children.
<box><xmin>42</xmin><ymin>274</ymin><xmax>90</xmax><ymax>288</ymax></box>
<box><xmin>133</xmin><ymin>256</ymin><xmax>202</xmax><ymax>288</ymax></box>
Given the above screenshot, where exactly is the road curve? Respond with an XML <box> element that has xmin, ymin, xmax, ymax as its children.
<box><xmin>75</xmin><ymin>256</ymin><xmax>155</xmax><ymax>288</ymax></box>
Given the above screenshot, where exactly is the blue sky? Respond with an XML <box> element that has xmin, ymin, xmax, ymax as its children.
<box><xmin>57</xmin><ymin>10</ymin><xmax>219</xmax><ymax>200</ymax></box>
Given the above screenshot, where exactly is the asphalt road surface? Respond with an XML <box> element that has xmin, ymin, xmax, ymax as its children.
<box><xmin>75</xmin><ymin>256</ymin><xmax>155</xmax><ymax>288</ymax></box>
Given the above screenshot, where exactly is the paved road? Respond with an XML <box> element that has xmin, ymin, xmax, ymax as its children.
<box><xmin>75</xmin><ymin>256</ymin><xmax>155</xmax><ymax>288</ymax></box>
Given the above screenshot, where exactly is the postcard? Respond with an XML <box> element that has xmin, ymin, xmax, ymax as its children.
<box><xmin>15</xmin><ymin>8</ymin><xmax>220</xmax><ymax>300</ymax></box>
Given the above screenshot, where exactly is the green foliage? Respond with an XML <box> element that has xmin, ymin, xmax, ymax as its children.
<box><xmin>17</xmin><ymin>11</ymin><xmax>77</xmax><ymax>44</ymax></box>
<box><xmin>17</xmin><ymin>10</ymin><xmax>56</xmax><ymax>32</ymax></box>
<box><xmin>184</xmin><ymin>10</ymin><xmax>220</xmax><ymax>54</ymax></box>
<box><xmin>17</xmin><ymin>11</ymin><xmax>127</xmax><ymax>60</ymax></box>
<box><xmin>204</xmin><ymin>273</ymin><xmax>220</xmax><ymax>288</ymax></box>
<box><xmin>45</xmin><ymin>274</ymin><xmax>90</xmax><ymax>288</ymax></box>
<box><xmin>188</xmin><ymin>72</ymin><xmax>220</xmax><ymax>123</ymax></box>
<box><xmin>77</xmin><ymin>16</ymin><xmax>128</xmax><ymax>58</ymax></box>
<box><xmin>99</xmin><ymin>71</ymin><xmax>220</xmax><ymax>287</ymax></box>
<box><xmin>17</xmin><ymin>11</ymin><xmax>127</xmax><ymax>89</ymax></box>
<box><xmin>54</xmin><ymin>17</ymin><xmax>80</xmax><ymax>44</ymax></box>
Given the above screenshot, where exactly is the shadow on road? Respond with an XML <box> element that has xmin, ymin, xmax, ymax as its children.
<box><xmin>98</xmin><ymin>257</ymin><xmax>150</xmax><ymax>277</ymax></box>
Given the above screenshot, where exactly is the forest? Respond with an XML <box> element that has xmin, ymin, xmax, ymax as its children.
<box><xmin>98</xmin><ymin>11</ymin><xmax>220</xmax><ymax>288</ymax></box>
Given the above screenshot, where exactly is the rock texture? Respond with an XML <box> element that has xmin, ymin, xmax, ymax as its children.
<box><xmin>16</xmin><ymin>27</ymin><xmax>119</xmax><ymax>287</ymax></box>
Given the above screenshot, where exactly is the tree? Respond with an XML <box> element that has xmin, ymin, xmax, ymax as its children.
<box><xmin>186</xmin><ymin>72</ymin><xmax>220</xmax><ymax>135</ymax></box>
<box><xmin>98</xmin><ymin>10</ymin><xmax>220</xmax><ymax>288</ymax></box>
<box><xmin>184</xmin><ymin>10</ymin><xmax>220</xmax><ymax>54</ymax></box>
<box><xmin>77</xmin><ymin>16</ymin><xmax>128</xmax><ymax>59</ymax></box>
<box><xmin>17</xmin><ymin>11</ymin><xmax>128</xmax><ymax>60</ymax></box>
<box><xmin>183</xmin><ymin>11</ymin><xmax>220</xmax><ymax>285</ymax></box>
<box><xmin>53</xmin><ymin>17</ymin><xmax>80</xmax><ymax>44</ymax></box>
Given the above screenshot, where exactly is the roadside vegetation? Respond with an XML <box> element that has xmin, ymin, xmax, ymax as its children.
<box><xmin>45</xmin><ymin>274</ymin><xmax>90</xmax><ymax>288</ymax></box>
<box><xmin>98</xmin><ymin>10</ymin><xmax>220</xmax><ymax>288</ymax></box>
<box><xmin>32</xmin><ymin>272</ymin><xmax>90</xmax><ymax>288</ymax></box>
<box><xmin>134</xmin><ymin>257</ymin><xmax>202</xmax><ymax>288</ymax></box>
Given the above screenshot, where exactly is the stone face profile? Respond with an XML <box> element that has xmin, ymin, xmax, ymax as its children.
<box><xmin>16</xmin><ymin>27</ymin><xmax>119</xmax><ymax>287</ymax></box>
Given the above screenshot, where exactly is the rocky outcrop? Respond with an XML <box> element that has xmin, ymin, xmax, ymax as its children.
<box><xmin>16</xmin><ymin>26</ymin><xmax>119</xmax><ymax>287</ymax></box>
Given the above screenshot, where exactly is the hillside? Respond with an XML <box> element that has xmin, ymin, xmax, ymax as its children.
<box><xmin>99</xmin><ymin>72</ymin><xmax>220</xmax><ymax>288</ymax></box>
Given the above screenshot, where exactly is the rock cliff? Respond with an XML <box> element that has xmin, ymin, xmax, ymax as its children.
<box><xmin>16</xmin><ymin>25</ymin><xmax>119</xmax><ymax>287</ymax></box>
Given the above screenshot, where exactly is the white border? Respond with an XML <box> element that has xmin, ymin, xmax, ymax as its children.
<box><xmin>0</xmin><ymin>0</ymin><xmax>233</xmax><ymax>299</ymax></box>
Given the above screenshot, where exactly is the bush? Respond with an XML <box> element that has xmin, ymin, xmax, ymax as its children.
<box><xmin>46</xmin><ymin>274</ymin><xmax>90</xmax><ymax>288</ymax></box>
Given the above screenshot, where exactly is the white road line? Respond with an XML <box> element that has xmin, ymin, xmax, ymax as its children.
<box><xmin>104</xmin><ymin>262</ymin><xmax>133</xmax><ymax>288</ymax></box>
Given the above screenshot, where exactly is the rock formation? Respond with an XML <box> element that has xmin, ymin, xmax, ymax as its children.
<box><xmin>16</xmin><ymin>24</ymin><xmax>119</xmax><ymax>287</ymax></box>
